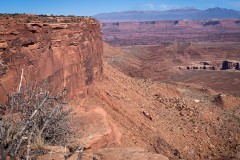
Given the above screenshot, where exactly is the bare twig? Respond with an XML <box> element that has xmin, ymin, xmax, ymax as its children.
<box><xmin>48</xmin><ymin>149</ymin><xmax>53</xmax><ymax>160</ymax></box>
<box><xmin>26</xmin><ymin>132</ymin><xmax>33</xmax><ymax>160</ymax></box>
<box><xmin>37</xmin><ymin>105</ymin><xmax>59</xmax><ymax>138</ymax></box>
<box><xmin>15</xmin><ymin>137</ymin><xmax>23</xmax><ymax>155</ymax></box>
<box><xmin>18</xmin><ymin>69</ymin><xmax>24</xmax><ymax>93</ymax></box>
<box><xmin>59</xmin><ymin>145</ymin><xmax>68</xmax><ymax>160</ymax></box>
<box><xmin>76</xmin><ymin>146</ymin><xmax>84</xmax><ymax>160</ymax></box>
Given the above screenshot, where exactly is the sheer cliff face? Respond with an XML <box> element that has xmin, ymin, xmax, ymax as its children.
<box><xmin>0</xmin><ymin>15</ymin><xmax>103</xmax><ymax>98</ymax></box>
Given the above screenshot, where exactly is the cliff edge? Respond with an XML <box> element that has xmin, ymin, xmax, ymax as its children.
<box><xmin>0</xmin><ymin>14</ymin><xmax>103</xmax><ymax>99</ymax></box>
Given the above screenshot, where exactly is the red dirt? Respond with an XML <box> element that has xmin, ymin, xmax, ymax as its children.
<box><xmin>105</xmin><ymin>42</ymin><xmax>240</xmax><ymax>97</ymax></box>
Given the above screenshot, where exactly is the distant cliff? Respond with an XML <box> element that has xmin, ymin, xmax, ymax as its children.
<box><xmin>101</xmin><ymin>19</ymin><xmax>240</xmax><ymax>45</ymax></box>
<box><xmin>0</xmin><ymin>14</ymin><xmax>103</xmax><ymax>99</ymax></box>
<box><xmin>94</xmin><ymin>8</ymin><xmax>240</xmax><ymax>22</ymax></box>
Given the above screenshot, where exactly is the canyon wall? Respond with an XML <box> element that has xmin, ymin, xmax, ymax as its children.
<box><xmin>0</xmin><ymin>15</ymin><xmax>103</xmax><ymax>99</ymax></box>
<box><xmin>101</xmin><ymin>19</ymin><xmax>240</xmax><ymax>45</ymax></box>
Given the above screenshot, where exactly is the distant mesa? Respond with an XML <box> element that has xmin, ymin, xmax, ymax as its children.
<box><xmin>185</xmin><ymin>61</ymin><xmax>218</xmax><ymax>71</ymax></box>
<box><xmin>101</xmin><ymin>19</ymin><xmax>240</xmax><ymax>46</ymax></box>
<box><xmin>221</xmin><ymin>60</ymin><xmax>240</xmax><ymax>70</ymax></box>
<box><xmin>203</xmin><ymin>20</ymin><xmax>220</xmax><ymax>26</ymax></box>
<box><xmin>93</xmin><ymin>7</ymin><xmax>240</xmax><ymax>22</ymax></box>
<box><xmin>183</xmin><ymin>60</ymin><xmax>240</xmax><ymax>71</ymax></box>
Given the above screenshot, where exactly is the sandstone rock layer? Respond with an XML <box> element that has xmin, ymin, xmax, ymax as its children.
<box><xmin>0</xmin><ymin>15</ymin><xmax>103</xmax><ymax>99</ymax></box>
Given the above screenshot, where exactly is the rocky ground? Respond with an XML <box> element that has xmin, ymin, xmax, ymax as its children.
<box><xmin>105</xmin><ymin>42</ymin><xmax>240</xmax><ymax>96</ymax></box>
<box><xmin>54</xmin><ymin>43</ymin><xmax>240</xmax><ymax>160</ymax></box>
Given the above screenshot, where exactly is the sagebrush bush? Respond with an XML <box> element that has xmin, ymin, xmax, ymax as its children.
<box><xmin>0</xmin><ymin>66</ymin><xmax>71</xmax><ymax>159</ymax></box>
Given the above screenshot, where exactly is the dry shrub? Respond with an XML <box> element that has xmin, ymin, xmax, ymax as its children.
<box><xmin>0</xmin><ymin>81</ymin><xmax>71</xmax><ymax>159</ymax></box>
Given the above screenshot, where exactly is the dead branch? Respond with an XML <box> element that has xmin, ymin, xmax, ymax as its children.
<box><xmin>18</xmin><ymin>69</ymin><xmax>24</xmax><ymax>93</ymax></box>
<box><xmin>76</xmin><ymin>146</ymin><xmax>84</xmax><ymax>160</ymax></box>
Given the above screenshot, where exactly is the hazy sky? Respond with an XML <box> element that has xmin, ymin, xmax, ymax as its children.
<box><xmin>1</xmin><ymin>0</ymin><xmax>240</xmax><ymax>16</ymax></box>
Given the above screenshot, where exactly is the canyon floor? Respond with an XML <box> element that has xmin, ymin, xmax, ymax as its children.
<box><xmin>64</xmin><ymin>42</ymin><xmax>240</xmax><ymax>160</ymax></box>
<box><xmin>107</xmin><ymin>42</ymin><xmax>240</xmax><ymax>96</ymax></box>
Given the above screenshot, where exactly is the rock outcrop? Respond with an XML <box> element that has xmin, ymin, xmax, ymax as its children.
<box><xmin>72</xmin><ymin>106</ymin><xmax>121</xmax><ymax>149</ymax></box>
<box><xmin>221</xmin><ymin>60</ymin><xmax>240</xmax><ymax>70</ymax></box>
<box><xmin>0</xmin><ymin>14</ymin><xmax>103</xmax><ymax>99</ymax></box>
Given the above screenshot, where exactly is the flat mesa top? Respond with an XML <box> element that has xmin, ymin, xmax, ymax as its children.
<box><xmin>0</xmin><ymin>14</ymin><xmax>98</xmax><ymax>24</ymax></box>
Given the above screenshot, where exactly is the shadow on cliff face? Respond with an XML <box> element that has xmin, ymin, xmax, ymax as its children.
<box><xmin>84</xmin><ymin>55</ymin><xmax>93</xmax><ymax>85</ymax></box>
<box><xmin>154</xmin><ymin>137</ymin><xmax>182</xmax><ymax>159</ymax></box>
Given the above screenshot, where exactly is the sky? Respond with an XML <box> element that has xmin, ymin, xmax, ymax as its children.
<box><xmin>1</xmin><ymin>0</ymin><xmax>240</xmax><ymax>16</ymax></box>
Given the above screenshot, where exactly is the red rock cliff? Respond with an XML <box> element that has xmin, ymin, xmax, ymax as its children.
<box><xmin>0</xmin><ymin>15</ymin><xmax>103</xmax><ymax>99</ymax></box>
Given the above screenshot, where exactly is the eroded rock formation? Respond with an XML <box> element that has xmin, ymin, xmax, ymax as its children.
<box><xmin>221</xmin><ymin>60</ymin><xmax>240</xmax><ymax>70</ymax></box>
<box><xmin>101</xmin><ymin>19</ymin><xmax>240</xmax><ymax>46</ymax></box>
<box><xmin>0</xmin><ymin>15</ymin><xmax>103</xmax><ymax>99</ymax></box>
